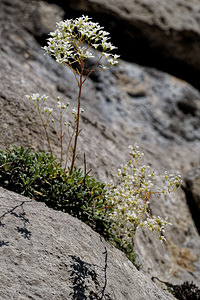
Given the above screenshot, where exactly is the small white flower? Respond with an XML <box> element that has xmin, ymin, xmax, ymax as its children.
<box><xmin>72</xmin><ymin>107</ymin><xmax>77</xmax><ymax>114</ymax></box>
<box><xmin>92</xmin><ymin>43</ymin><xmax>99</xmax><ymax>49</ymax></box>
<box><xmin>25</xmin><ymin>95</ymin><xmax>31</xmax><ymax>100</ymax></box>
<box><xmin>31</xmin><ymin>93</ymin><xmax>40</xmax><ymax>101</ymax></box>
<box><xmin>57</xmin><ymin>101</ymin><xmax>66</xmax><ymax>110</ymax></box>
<box><xmin>113</xmin><ymin>54</ymin><xmax>120</xmax><ymax>60</ymax></box>
<box><xmin>102</xmin><ymin>52</ymin><xmax>112</xmax><ymax>58</ymax></box>
<box><xmin>44</xmin><ymin>107</ymin><xmax>53</xmax><ymax>114</ymax></box>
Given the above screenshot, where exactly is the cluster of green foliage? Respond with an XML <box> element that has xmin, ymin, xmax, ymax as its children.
<box><xmin>0</xmin><ymin>146</ymin><xmax>111</xmax><ymax>238</ymax></box>
<box><xmin>152</xmin><ymin>277</ymin><xmax>200</xmax><ymax>300</ymax></box>
<box><xmin>0</xmin><ymin>145</ymin><xmax>137</xmax><ymax>264</ymax></box>
<box><xmin>168</xmin><ymin>281</ymin><xmax>200</xmax><ymax>300</ymax></box>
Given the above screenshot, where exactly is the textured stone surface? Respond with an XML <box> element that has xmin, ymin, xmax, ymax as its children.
<box><xmin>184</xmin><ymin>166</ymin><xmax>200</xmax><ymax>211</ymax></box>
<box><xmin>70</xmin><ymin>0</ymin><xmax>200</xmax><ymax>30</ymax></box>
<box><xmin>0</xmin><ymin>187</ymin><xmax>175</xmax><ymax>300</ymax></box>
<box><xmin>69</xmin><ymin>0</ymin><xmax>200</xmax><ymax>88</ymax></box>
<box><xmin>182</xmin><ymin>166</ymin><xmax>200</xmax><ymax>235</ymax></box>
<box><xmin>0</xmin><ymin>0</ymin><xmax>200</xmax><ymax>291</ymax></box>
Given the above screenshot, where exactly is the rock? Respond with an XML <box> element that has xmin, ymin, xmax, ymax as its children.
<box><xmin>1</xmin><ymin>0</ymin><xmax>64</xmax><ymax>37</ymax></box>
<box><xmin>0</xmin><ymin>187</ymin><xmax>175</xmax><ymax>300</ymax></box>
<box><xmin>0</xmin><ymin>0</ymin><xmax>200</xmax><ymax>289</ymax></box>
<box><xmin>182</xmin><ymin>166</ymin><xmax>200</xmax><ymax>234</ymax></box>
<box><xmin>184</xmin><ymin>166</ymin><xmax>200</xmax><ymax>211</ymax></box>
<box><xmin>69</xmin><ymin>0</ymin><xmax>200</xmax><ymax>89</ymax></box>
<box><xmin>99</xmin><ymin>61</ymin><xmax>200</xmax><ymax>145</ymax></box>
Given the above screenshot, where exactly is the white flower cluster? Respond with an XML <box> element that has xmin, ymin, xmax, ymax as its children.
<box><xmin>26</xmin><ymin>93</ymin><xmax>53</xmax><ymax>114</ymax></box>
<box><xmin>26</xmin><ymin>93</ymin><xmax>84</xmax><ymax>167</ymax></box>
<box><xmin>57</xmin><ymin>96</ymin><xmax>69</xmax><ymax>110</ymax></box>
<box><xmin>106</xmin><ymin>144</ymin><xmax>182</xmax><ymax>246</ymax></box>
<box><xmin>43</xmin><ymin>15</ymin><xmax>120</xmax><ymax>71</ymax></box>
<box><xmin>26</xmin><ymin>93</ymin><xmax>82</xmax><ymax>118</ymax></box>
<box><xmin>25</xmin><ymin>93</ymin><xmax>85</xmax><ymax>150</ymax></box>
<box><xmin>26</xmin><ymin>93</ymin><xmax>49</xmax><ymax>102</ymax></box>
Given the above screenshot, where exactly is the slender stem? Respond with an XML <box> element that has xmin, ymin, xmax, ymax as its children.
<box><xmin>70</xmin><ymin>67</ymin><xmax>83</xmax><ymax>174</ymax></box>
<box><xmin>0</xmin><ymin>162</ymin><xmax>12</xmax><ymax>169</ymax></box>
<box><xmin>84</xmin><ymin>153</ymin><xmax>86</xmax><ymax>177</ymax></box>
<box><xmin>82</xmin><ymin>53</ymin><xmax>103</xmax><ymax>85</ymax></box>
<box><xmin>60</xmin><ymin>109</ymin><xmax>63</xmax><ymax>165</ymax></box>
<box><xmin>36</xmin><ymin>104</ymin><xmax>53</xmax><ymax>156</ymax></box>
<box><xmin>64</xmin><ymin>129</ymin><xmax>75</xmax><ymax>173</ymax></box>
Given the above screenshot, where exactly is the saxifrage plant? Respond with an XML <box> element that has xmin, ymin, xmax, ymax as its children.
<box><xmin>1</xmin><ymin>15</ymin><xmax>182</xmax><ymax>265</ymax></box>
<box><xmin>28</xmin><ymin>15</ymin><xmax>119</xmax><ymax>174</ymax></box>
<box><xmin>0</xmin><ymin>145</ymin><xmax>111</xmax><ymax>239</ymax></box>
<box><xmin>105</xmin><ymin>144</ymin><xmax>181</xmax><ymax>255</ymax></box>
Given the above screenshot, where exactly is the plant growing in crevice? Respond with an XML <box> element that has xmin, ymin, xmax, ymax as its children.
<box><xmin>25</xmin><ymin>93</ymin><xmax>84</xmax><ymax>172</ymax></box>
<box><xmin>0</xmin><ymin>144</ymin><xmax>181</xmax><ymax>265</ymax></box>
<box><xmin>105</xmin><ymin>144</ymin><xmax>181</xmax><ymax>258</ymax></box>
<box><xmin>0</xmin><ymin>146</ymin><xmax>111</xmax><ymax>239</ymax></box>
<box><xmin>167</xmin><ymin>281</ymin><xmax>200</xmax><ymax>300</ymax></box>
<box><xmin>152</xmin><ymin>277</ymin><xmax>200</xmax><ymax>300</ymax></box>
<box><xmin>1</xmin><ymin>15</ymin><xmax>183</xmax><ymax>267</ymax></box>
<box><xmin>40</xmin><ymin>15</ymin><xmax>119</xmax><ymax>174</ymax></box>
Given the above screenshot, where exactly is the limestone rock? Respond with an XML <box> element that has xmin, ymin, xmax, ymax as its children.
<box><xmin>69</xmin><ymin>0</ymin><xmax>200</xmax><ymax>88</ymax></box>
<box><xmin>184</xmin><ymin>166</ymin><xmax>200</xmax><ymax>211</ymax></box>
<box><xmin>182</xmin><ymin>166</ymin><xmax>200</xmax><ymax>234</ymax></box>
<box><xmin>0</xmin><ymin>0</ymin><xmax>200</xmax><ymax>289</ymax></box>
<box><xmin>0</xmin><ymin>187</ymin><xmax>175</xmax><ymax>300</ymax></box>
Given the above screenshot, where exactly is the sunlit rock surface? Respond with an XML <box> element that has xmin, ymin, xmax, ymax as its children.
<box><xmin>0</xmin><ymin>0</ymin><xmax>200</xmax><ymax>295</ymax></box>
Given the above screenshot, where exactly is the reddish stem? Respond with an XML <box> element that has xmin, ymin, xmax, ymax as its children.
<box><xmin>70</xmin><ymin>71</ymin><xmax>83</xmax><ymax>175</ymax></box>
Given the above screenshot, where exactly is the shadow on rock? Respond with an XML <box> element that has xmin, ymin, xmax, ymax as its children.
<box><xmin>0</xmin><ymin>240</ymin><xmax>9</xmax><ymax>247</ymax></box>
<box><xmin>0</xmin><ymin>200</ymin><xmax>32</xmax><ymax>241</ymax></box>
<box><xmin>69</xmin><ymin>248</ymin><xmax>112</xmax><ymax>300</ymax></box>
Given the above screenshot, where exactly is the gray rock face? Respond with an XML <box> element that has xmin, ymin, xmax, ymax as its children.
<box><xmin>184</xmin><ymin>166</ymin><xmax>200</xmax><ymax>211</ymax></box>
<box><xmin>69</xmin><ymin>0</ymin><xmax>200</xmax><ymax>88</ymax></box>
<box><xmin>0</xmin><ymin>187</ymin><xmax>175</xmax><ymax>300</ymax></box>
<box><xmin>0</xmin><ymin>0</ymin><xmax>200</xmax><ymax>292</ymax></box>
<box><xmin>183</xmin><ymin>166</ymin><xmax>200</xmax><ymax>234</ymax></box>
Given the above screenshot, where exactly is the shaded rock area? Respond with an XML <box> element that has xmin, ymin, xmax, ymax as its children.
<box><xmin>0</xmin><ymin>0</ymin><xmax>200</xmax><ymax>296</ymax></box>
<box><xmin>68</xmin><ymin>0</ymin><xmax>200</xmax><ymax>90</ymax></box>
<box><xmin>0</xmin><ymin>187</ymin><xmax>175</xmax><ymax>300</ymax></box>
<box><xmin>182</xmin><ymin>166</ymin><xmax>200</xmax><ymax>234</ymax></box>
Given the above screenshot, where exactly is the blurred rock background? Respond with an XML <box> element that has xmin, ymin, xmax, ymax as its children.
<box><xmin>0</xmin><ymin>0</ymin><xmax>200</xmax><ymax>297</ymax></box>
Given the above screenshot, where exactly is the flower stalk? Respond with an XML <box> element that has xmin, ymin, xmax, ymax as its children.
<box><xmin>70</xmin><ymin>69</ymin><xmax>83</xmax><ymax>174</ymax></box>
<box><xmin>106</xmin><ymin>144</ymin><xmax>182</xmax><ymax>246</ymax></box>
<box><xmin>42</xmin><ymin>15</ymin><xmax>119</xmax><ymax>174</ymax></box>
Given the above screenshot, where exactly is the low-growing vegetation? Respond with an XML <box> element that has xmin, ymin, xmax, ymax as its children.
<box><xmin>0</xmin><ymin>144</ymin><xmax>180</xmax><ymax>265</ymax></box>
<box><xmin>0</xmin><ymin>146</ymin><xmax>111</xmax><ymax>240</ymax></box>
<box><xmin>0</xmin><ymin>15</ymin><xmax>182</xmax><ymax>266</ymax></box>
<box><xmin>152</xmin><ymin>277</ymin><xmax>200</xmax><ymax>300</ymax></box>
